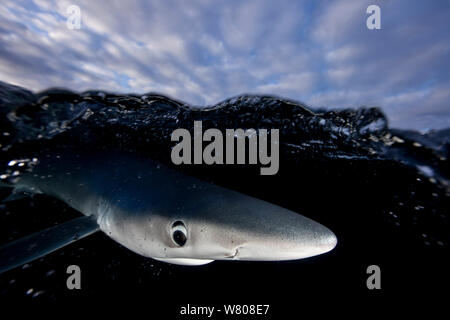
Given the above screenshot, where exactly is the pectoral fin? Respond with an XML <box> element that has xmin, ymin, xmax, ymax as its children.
<box><xmin>0</xmin><ymin>215</ymin><xmax>99</xmax><ymax>273</ymax></box>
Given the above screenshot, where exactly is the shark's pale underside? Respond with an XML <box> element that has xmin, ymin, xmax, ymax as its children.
<box><xmin>0</xmin><ymin>151</ymin><xmax>337</xmax><ymax>273</ymax></box>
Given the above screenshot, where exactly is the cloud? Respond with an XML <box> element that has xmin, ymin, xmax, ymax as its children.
<box><xmin>257</xmin><ymin>72</ymin><xmax>317</xmax><ymax>94</ymax></box>
<box><xmin>0</xmin><ymin>0</ymin><xmax>449</xmax><ymax>130</ymax></box>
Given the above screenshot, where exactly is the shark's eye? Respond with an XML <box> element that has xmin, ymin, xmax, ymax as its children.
<box><xmin>171</xmin><ymin>221</ymin><xmax>187</xmax><ymax>246</ymax></box>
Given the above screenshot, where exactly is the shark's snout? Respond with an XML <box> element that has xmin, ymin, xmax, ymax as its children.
<box><xmin>192</xmin><ymin>197</ymin><xmax>338</xmax><ymax>262</ymax></box>
<box><xmin>223</xmin><ymin>220</ymin><xmax>337</xmax><ymax>261</ymax></box>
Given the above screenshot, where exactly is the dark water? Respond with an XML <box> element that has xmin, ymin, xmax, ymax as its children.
<box><xmin>0</xmin><ymin>81</ymin><xmax>448</xmax><ymax>313</ymax></box>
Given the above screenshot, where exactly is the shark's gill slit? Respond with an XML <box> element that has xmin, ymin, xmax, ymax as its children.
<box><xmin>171</xmin><ymin>221</ymin><xmax>187</xmax><ymax>247</ymax></box>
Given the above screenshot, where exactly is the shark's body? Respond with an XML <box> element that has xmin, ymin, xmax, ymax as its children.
<box><xmin>1</xmin><ymin>151</ymin><xmax>336</xmax><ymax>270</ymax></box>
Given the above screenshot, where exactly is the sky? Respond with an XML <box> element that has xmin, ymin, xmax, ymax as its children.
<box><xmin>0</xmin><ymin>0</ymin><xmax>449</xmax><ymax>131</ymax></box>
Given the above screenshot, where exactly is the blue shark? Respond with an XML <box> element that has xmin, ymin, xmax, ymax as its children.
<box><xmin>0</xmin><ymin>151</ymin><xmax>337</xmax><ymax>271</ymax></box>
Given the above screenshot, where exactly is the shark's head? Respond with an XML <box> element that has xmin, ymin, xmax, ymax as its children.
<box><xmin>100</xmin><ymin>187</ymin><xmax>337</xmax><ymax>266</ymax></box>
